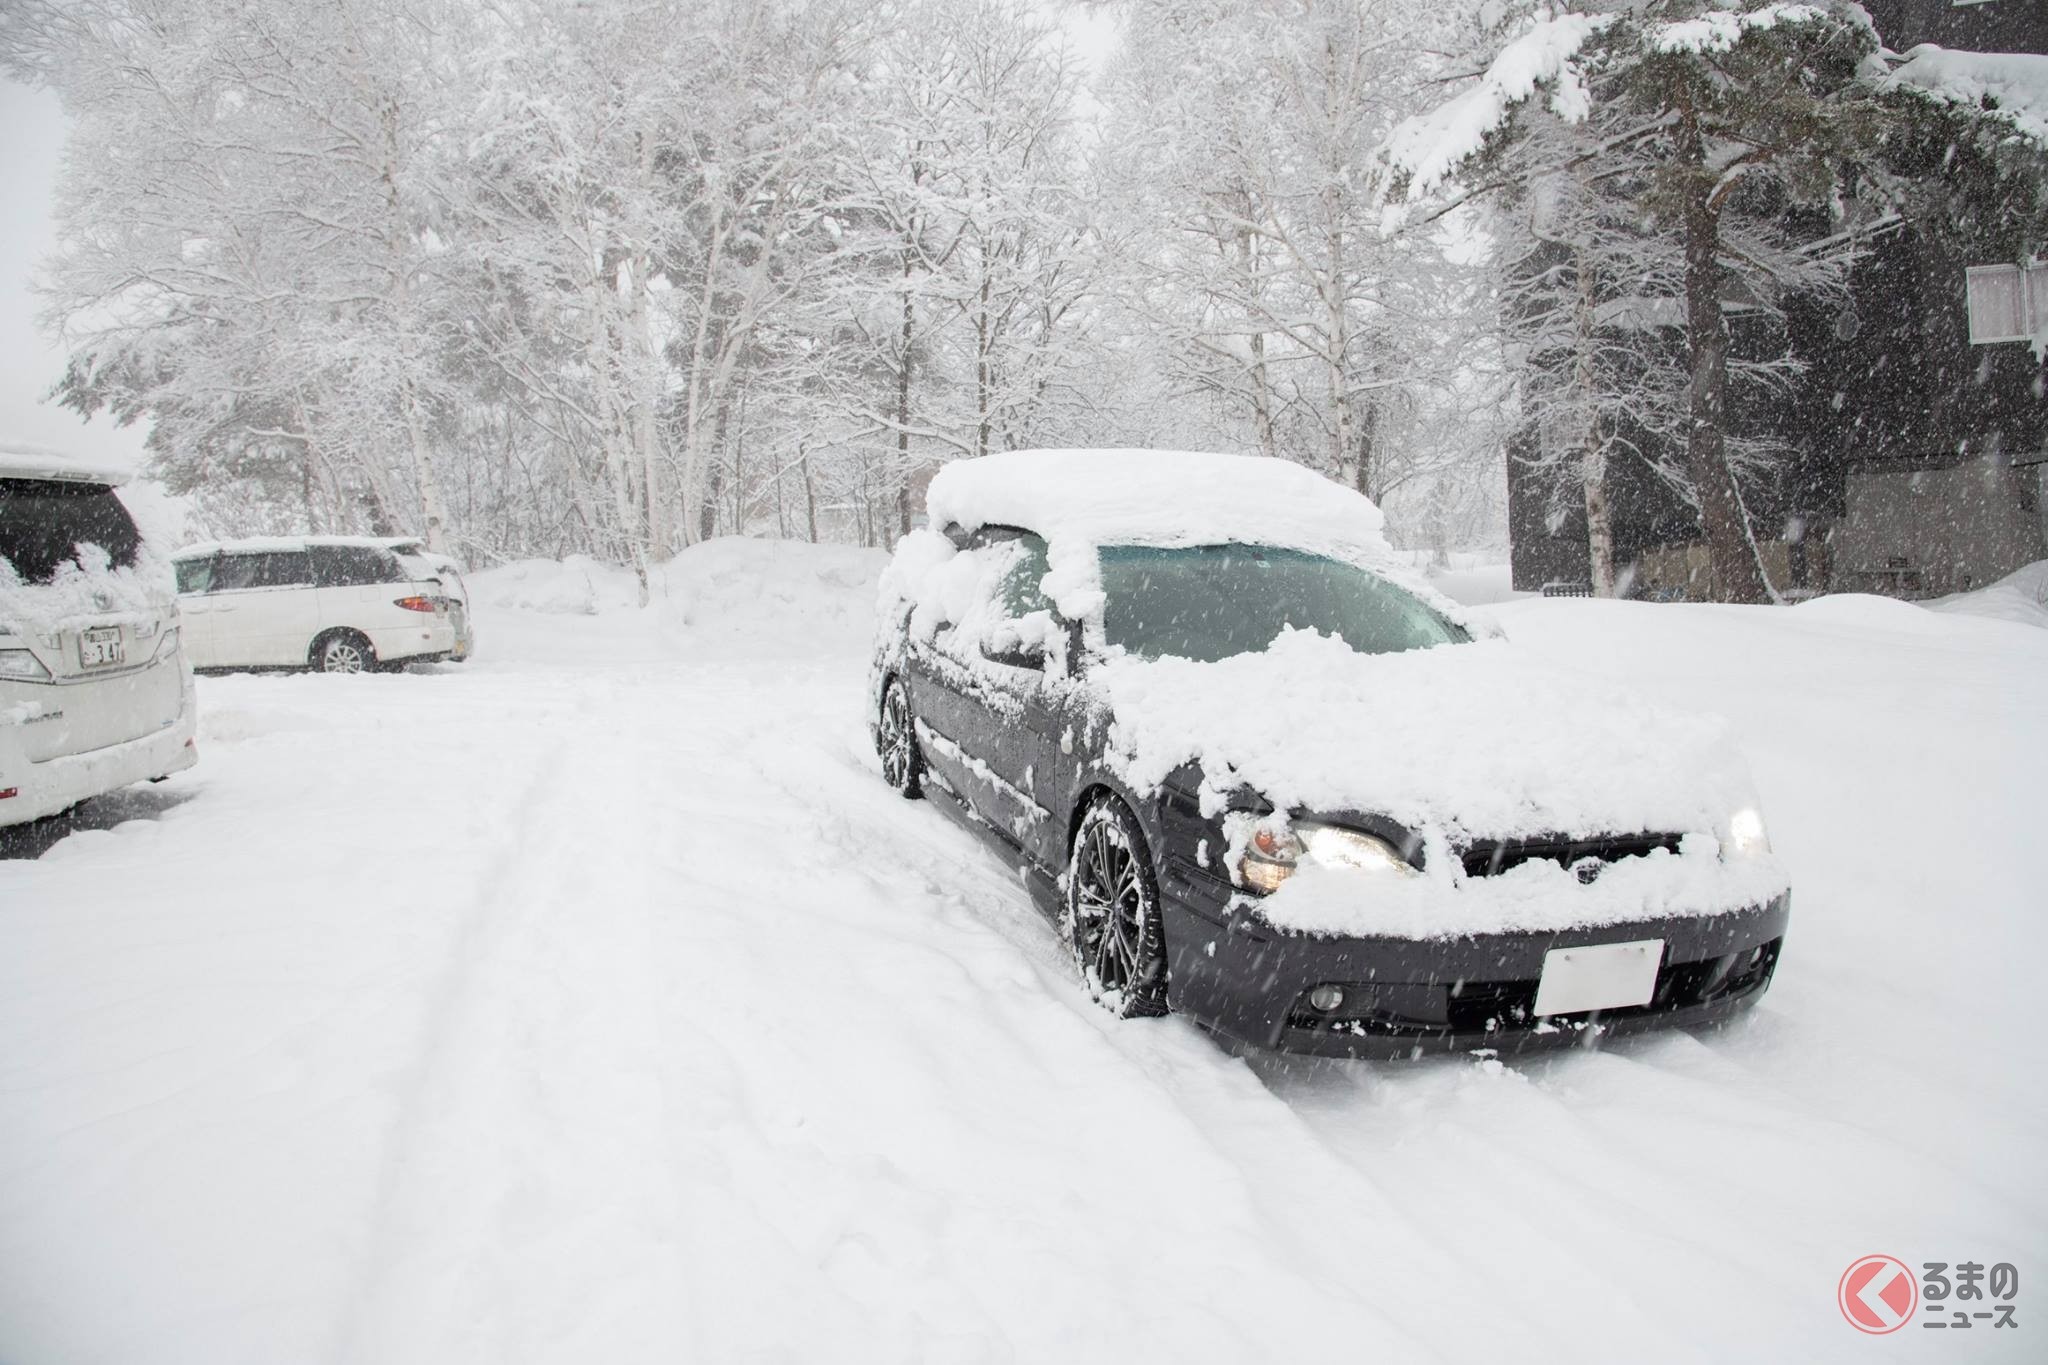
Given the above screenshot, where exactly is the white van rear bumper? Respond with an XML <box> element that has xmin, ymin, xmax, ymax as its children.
<box><xmin>367</xmin><ymin>618</ymin><xmax>458</xmax><ymax>664</ymax></box>
<box><xmin>1</xmin><ymin>682</ymin><xmax>198</xmax><ymax>826</ymax></box>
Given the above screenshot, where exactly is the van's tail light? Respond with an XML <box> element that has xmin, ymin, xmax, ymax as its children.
<box><xmin>394</xmin><ymin>596</ymin><xmax>438</xmax><ymax>613</ymax></box>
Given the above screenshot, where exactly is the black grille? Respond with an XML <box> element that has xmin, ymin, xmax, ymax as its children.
<box><xmin>1286</xmin><ymin>938</ymin><xmax>1783</xmax><ymax>1039</ymax></box>
<box><xmin>1459</xmin><ymin>833</ymin><xmax>1683</xmax><ymax>880</ymax></box>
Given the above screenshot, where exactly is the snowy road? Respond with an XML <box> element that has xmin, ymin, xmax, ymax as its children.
<box><xmin>2</xmin><ymin>545</ymin><xmax>2043</xmax><ymax>1363</ymax></box>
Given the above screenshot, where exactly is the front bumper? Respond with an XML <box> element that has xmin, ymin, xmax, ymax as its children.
<box><xmin>0</xmin><ymin>679</ymin><xmax>199</xmax><ymax>826</ymax></box>
<box><xmin>1161</xmin><ymin>893</ymin><xmax>1790</xmax><ymax>1059</ymax></box>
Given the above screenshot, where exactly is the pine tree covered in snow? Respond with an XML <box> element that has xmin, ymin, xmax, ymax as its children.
<box><xmin>1392</xmin><ymin>0</ymin><xmax>2048</xmax><ymax>601</ymax></box>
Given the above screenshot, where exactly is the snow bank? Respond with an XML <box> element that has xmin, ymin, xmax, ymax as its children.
<box><xmin>1886</xmin><ymin>45</ymin><xmax>2048</xmax><ymax>147</ymax></box>
<box><xmin>471</xmin><ymin>540</ymin><xmax>881</xmax><ymax>624</ymax></box>
<box><xmin>920</xmin><ymin>448</ymin><xmax>1468</xmax><ymax>628</ymax></box>
<box><xmin>1930</xmin><ymin>559</ymin><xmax>2048</xmax><ymax>630</ymax></box>
<box><xmin>468</xmin><ymin>554</ymin><xmax>649</xmax><ymax>616</ymax></box>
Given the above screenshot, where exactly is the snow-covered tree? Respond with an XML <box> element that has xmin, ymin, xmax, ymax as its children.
<box><xmin>1390</xmin><ymin>1</ymin><xmax>1910</xmax><ymax>601</ymax></box>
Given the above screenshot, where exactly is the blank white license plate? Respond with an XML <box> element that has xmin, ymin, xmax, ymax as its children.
<box><xmin>80</xmin><ymin>626</ymin><xmax>125</xmax><ymax>669</ymax></box>
<box><xmin>1533</xmin><ymin>939</ymin><xmax>1665</xmax><ymax>1016</ymax></box>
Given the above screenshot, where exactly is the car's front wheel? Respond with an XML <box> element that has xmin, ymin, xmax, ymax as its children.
<box><xmin>877</xmin><ymin>678</ymin><xmax>923</xmax><ymax>799</ymax></box>
<box><xmin>313</xmin><ymin>630</ymin><xmax>375</xmax><ymax>674</ymax></box>
<box><xmin>1065</xmin><ymin>795</ymin><xmax>1169</xmax><ymax>1018</ymax></box>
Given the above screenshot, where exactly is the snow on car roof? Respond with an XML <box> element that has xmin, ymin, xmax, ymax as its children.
<box><xmin>0</xmin><ymin>441</ymin><xmax>136</xmax><ymax>486</ymax></box>
<box><xmin>923</xmin><ymin>448</ymin><xmax>1462</xmax><ymax>623</ymax></box>
<box><xmin>172</xmin><ymin>535</ymin><xmax>408</xmax><ymax>560</ymax></box>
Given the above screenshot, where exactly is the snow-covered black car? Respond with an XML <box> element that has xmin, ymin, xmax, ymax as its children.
<box><xmin>869</xmin><ymin>449</ymin><xmax>1789</xmax><ymax>1057</ymax></box>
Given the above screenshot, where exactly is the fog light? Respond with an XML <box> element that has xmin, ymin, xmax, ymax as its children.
<box><xmin>1308</xmin><ymin>984</ymin><xmax>1346</xmax><ymax>1013</ymax></box>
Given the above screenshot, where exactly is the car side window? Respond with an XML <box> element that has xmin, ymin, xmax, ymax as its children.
<box><xmin>996</xmin><ymin>534</ymin><xmax>1053</xmax><ymax>619</ymax></box>
<box><xmin>174</xmin><ymin>557</ymin><xmax>216</xmax><ymax>595</ymax></box>
<box><xmin>256</xmin><ymin>551</ymin><xmax>312</xmax><ymax>588</ymax></box>
<box><xmin>215</xmin><ymin>551</ymin><xmax>311</xmax><ymax>590</ymax></box>
<box><xmin>311</xmin><ymin>545</ymin><xmax>400</xmax><ymax>587</ymax></box>
<box><xmin>220</xmin><ymin>552</ymin><xmax>311</xmax><ymax>589</ymax></box>
<box><xmin>212</xmin><ymin>553</ymin><xmax>263</xmax><ymax>591</ymax></box>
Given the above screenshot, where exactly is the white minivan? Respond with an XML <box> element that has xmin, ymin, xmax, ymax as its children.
<box><xmin>1</xmin><ymin>445</ymin><xmax>198</xmax><ymax>827</ymax></box>
<box><xmin>172</xmin><ymin>537</ymin><xmax>458</xmax><ymax>673</ymax></box>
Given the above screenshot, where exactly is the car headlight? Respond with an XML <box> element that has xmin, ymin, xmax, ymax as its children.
<box><xmin>0</xmin><ymin>648</ymin><xmax>51</xmax><ymax>682</ymax></box>
<box><xmin>152</xmin><ymin>626</ymin><xmax>181</xmax><ymax>660</ymax></box>
<box><xmin>1727</xmin><ymin>807</ymin><xmax>1770</xmax><ymax>859</ymax></box>
<box><xmin>1238</xmin><ymin>820</ymin><xmax>1418</xmax><ymax>893</ymax></box>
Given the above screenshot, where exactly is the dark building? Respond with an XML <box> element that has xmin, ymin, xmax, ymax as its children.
<box><xmin>1509</xmin><ymin>0</ymin><xmax>2048</xmax><ymax>599</ymax></box>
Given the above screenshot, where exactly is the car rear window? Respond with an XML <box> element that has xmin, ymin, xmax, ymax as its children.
<box><xmin>310</xmin><ymin>544</ymin><xmax>404</xmax><ymax>587</ymax></box>
<box><xmin>0</xmin><ymin>477</ymin><xmax>143</xmax><ymax>583</ymax></box>
<box><xmin>215</xmin><ymin>551</ymin><xmax>312</xmax><ymax>591</ymax></box>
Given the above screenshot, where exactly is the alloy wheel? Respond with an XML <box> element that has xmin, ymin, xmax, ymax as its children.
<box><xmin>878</xmin><ymin>681</ymin><xmax>921</xmax><ymax>796</ymax></box>
<box><xmin>1068</xmin><ymin>802</ymin><xmax>1166</xmax><ymax>1015</ymax></box>
<box><xmin>322</xmin><ymin>638</ymin><xmax>367</xmax><ymax>673</ymax></box>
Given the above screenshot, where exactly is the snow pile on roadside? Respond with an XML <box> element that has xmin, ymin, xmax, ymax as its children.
<box><xmin>1930</xmin><ymin>560</ymin><xmax>2048</xmax><ymax>630</ymax></box>
<box><xmin>1424</xmin><ymin>558</ymin><xmax>1521</xmax><ymax>605</ymax></box>
<box><xmin>663</xmin><ymin>537</ymin><xmax>883</xmax><ymax>644</ymax></box>
<box><xmin>466</xmin><ymin>554</ymin><xmax>647</xmax><ymax>615</ymax></box>
<box><xmin>470</xmin><ymin>539</ymin><xmax>883</xmax><ymax>629</ymax></box>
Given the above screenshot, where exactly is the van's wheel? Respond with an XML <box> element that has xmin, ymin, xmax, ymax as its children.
<box><xmin>1065</xmin><ymin>795</ymin><xmax>1169</xmax><ymax>1018</ymax></box>
<box><xmin>877</xmin><ymin>678</ymin><xmax>923</xmax><ymax>799</ymax></box>
<box><xmin>313</xmin><ymin>631</ymin><xmax>375</xmax><ymax>674</ymax></box>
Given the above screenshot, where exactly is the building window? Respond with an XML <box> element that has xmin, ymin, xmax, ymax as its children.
<box><xmin>1966</xmin><ymin>263</ymin><xmax>2048</xmax><ymax>345</ymax></box>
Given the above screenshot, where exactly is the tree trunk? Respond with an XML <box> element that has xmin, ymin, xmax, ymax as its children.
<box><xmin>895</xmin><ymin>279</ymin><xmax>916</xmax><ymax>543</ymax></box>
<box><xmin>1676</xmin><ymin>92</ymin><xmax>1771</xmax><ymax>605</ymax></box>
<box><xmin>895</xmin><ymin>176</ymin><xmax>922</xmax><ymax>541</ymax></box>
<box><xmin>1353</xmin><ymin>398</ymin><xmax>1378</xmax><ymax>497</ymax></box>
<box><xmin>1236</xmin><ymin>221</ymin><xmax>1277</xmax><ymax>462</ymax></box>
<box><xmin>1323</xmin><ymin>180</ymin><xmax>1352</xmax><ymax>482</ymax></box>
<box><xmin>975</xmin><ymin>271</ymin><xmax>992</xmax><ymax>460</ymax></box>
<box><xmin>801</xmin><ymin>441</ymin><xmax>818</xmax><ymax>544</ymax></box>
<box><xmin>1573</xmin><ymin>240</ymin><xmax>1618</xmax><ymax>596</ymax></box>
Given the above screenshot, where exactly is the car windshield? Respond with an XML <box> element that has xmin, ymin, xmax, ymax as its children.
<box><xmin>1097</xmin><ymin>543</ymin><xmax>1465</xmax><ymax>663</ymax></box>
<box><xmin>0</xmin><ymin>477</ymin><xmax>143</xmax><ymax>584</ymax></box>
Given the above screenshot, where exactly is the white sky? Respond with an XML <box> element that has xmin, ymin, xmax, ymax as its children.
<box><xmin>0</xmin><ymin>78</ymin><xmax>149</xmax><ymax>471</ymax></box>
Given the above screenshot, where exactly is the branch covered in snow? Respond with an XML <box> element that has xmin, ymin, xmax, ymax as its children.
<box><xmin>1384</xmin><ymin>12</ymin><xmax>1616</xmax><ymax>197</ymax></box>
<box><xmin>1883</xmin><ymin>44</ymin><xmax>2048</xmax><ymax>148</ymax></box>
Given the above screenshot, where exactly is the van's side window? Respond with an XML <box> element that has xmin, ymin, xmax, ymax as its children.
<box><xmin>215</xmin><ymin>551</ymin><xmax>312</xmax><ymax>591</ymax></box>
<box><xmin>311</xmin><ymin>546</ymin><xmax>401</xmax><ymax>587</ymax></box>
<box><xmin>174</xmin><ymin>557</ymin><xmax>216</xmax><ymax>594</ymax></box>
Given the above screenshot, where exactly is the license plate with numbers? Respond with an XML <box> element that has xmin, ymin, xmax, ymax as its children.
<box><xmin>80</xmin><ymin>626</ymin><xmax>125</xmax><ymax>669</ymax></box>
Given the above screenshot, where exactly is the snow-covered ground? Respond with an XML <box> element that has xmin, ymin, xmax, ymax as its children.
<box><xmin>2</xmin><ymin>542</ymin><xmax>2042</xmax><ymax>1363</ymax></box>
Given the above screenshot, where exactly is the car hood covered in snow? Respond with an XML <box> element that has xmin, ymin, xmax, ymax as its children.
<box><xmin>1094</xmin><ymin>629</ymin><xmax>1761</xmax><ymax>849</ymax></box>
<box><xmin>1092</xmin><ymin>629</ymin><xmax>1789</xmax><ymax>935</ymax></box>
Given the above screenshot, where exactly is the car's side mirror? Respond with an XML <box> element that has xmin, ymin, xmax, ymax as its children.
<box><xmin>981</xmin><ymin>640</ymin><xmax>1046</xmax><ymax>671</ymax></box>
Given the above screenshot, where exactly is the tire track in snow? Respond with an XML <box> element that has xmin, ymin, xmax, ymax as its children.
<box><xmin>328</xmin><ymin>676</ymin><xmax>691</xmax><ymax>1365</ymax></box>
